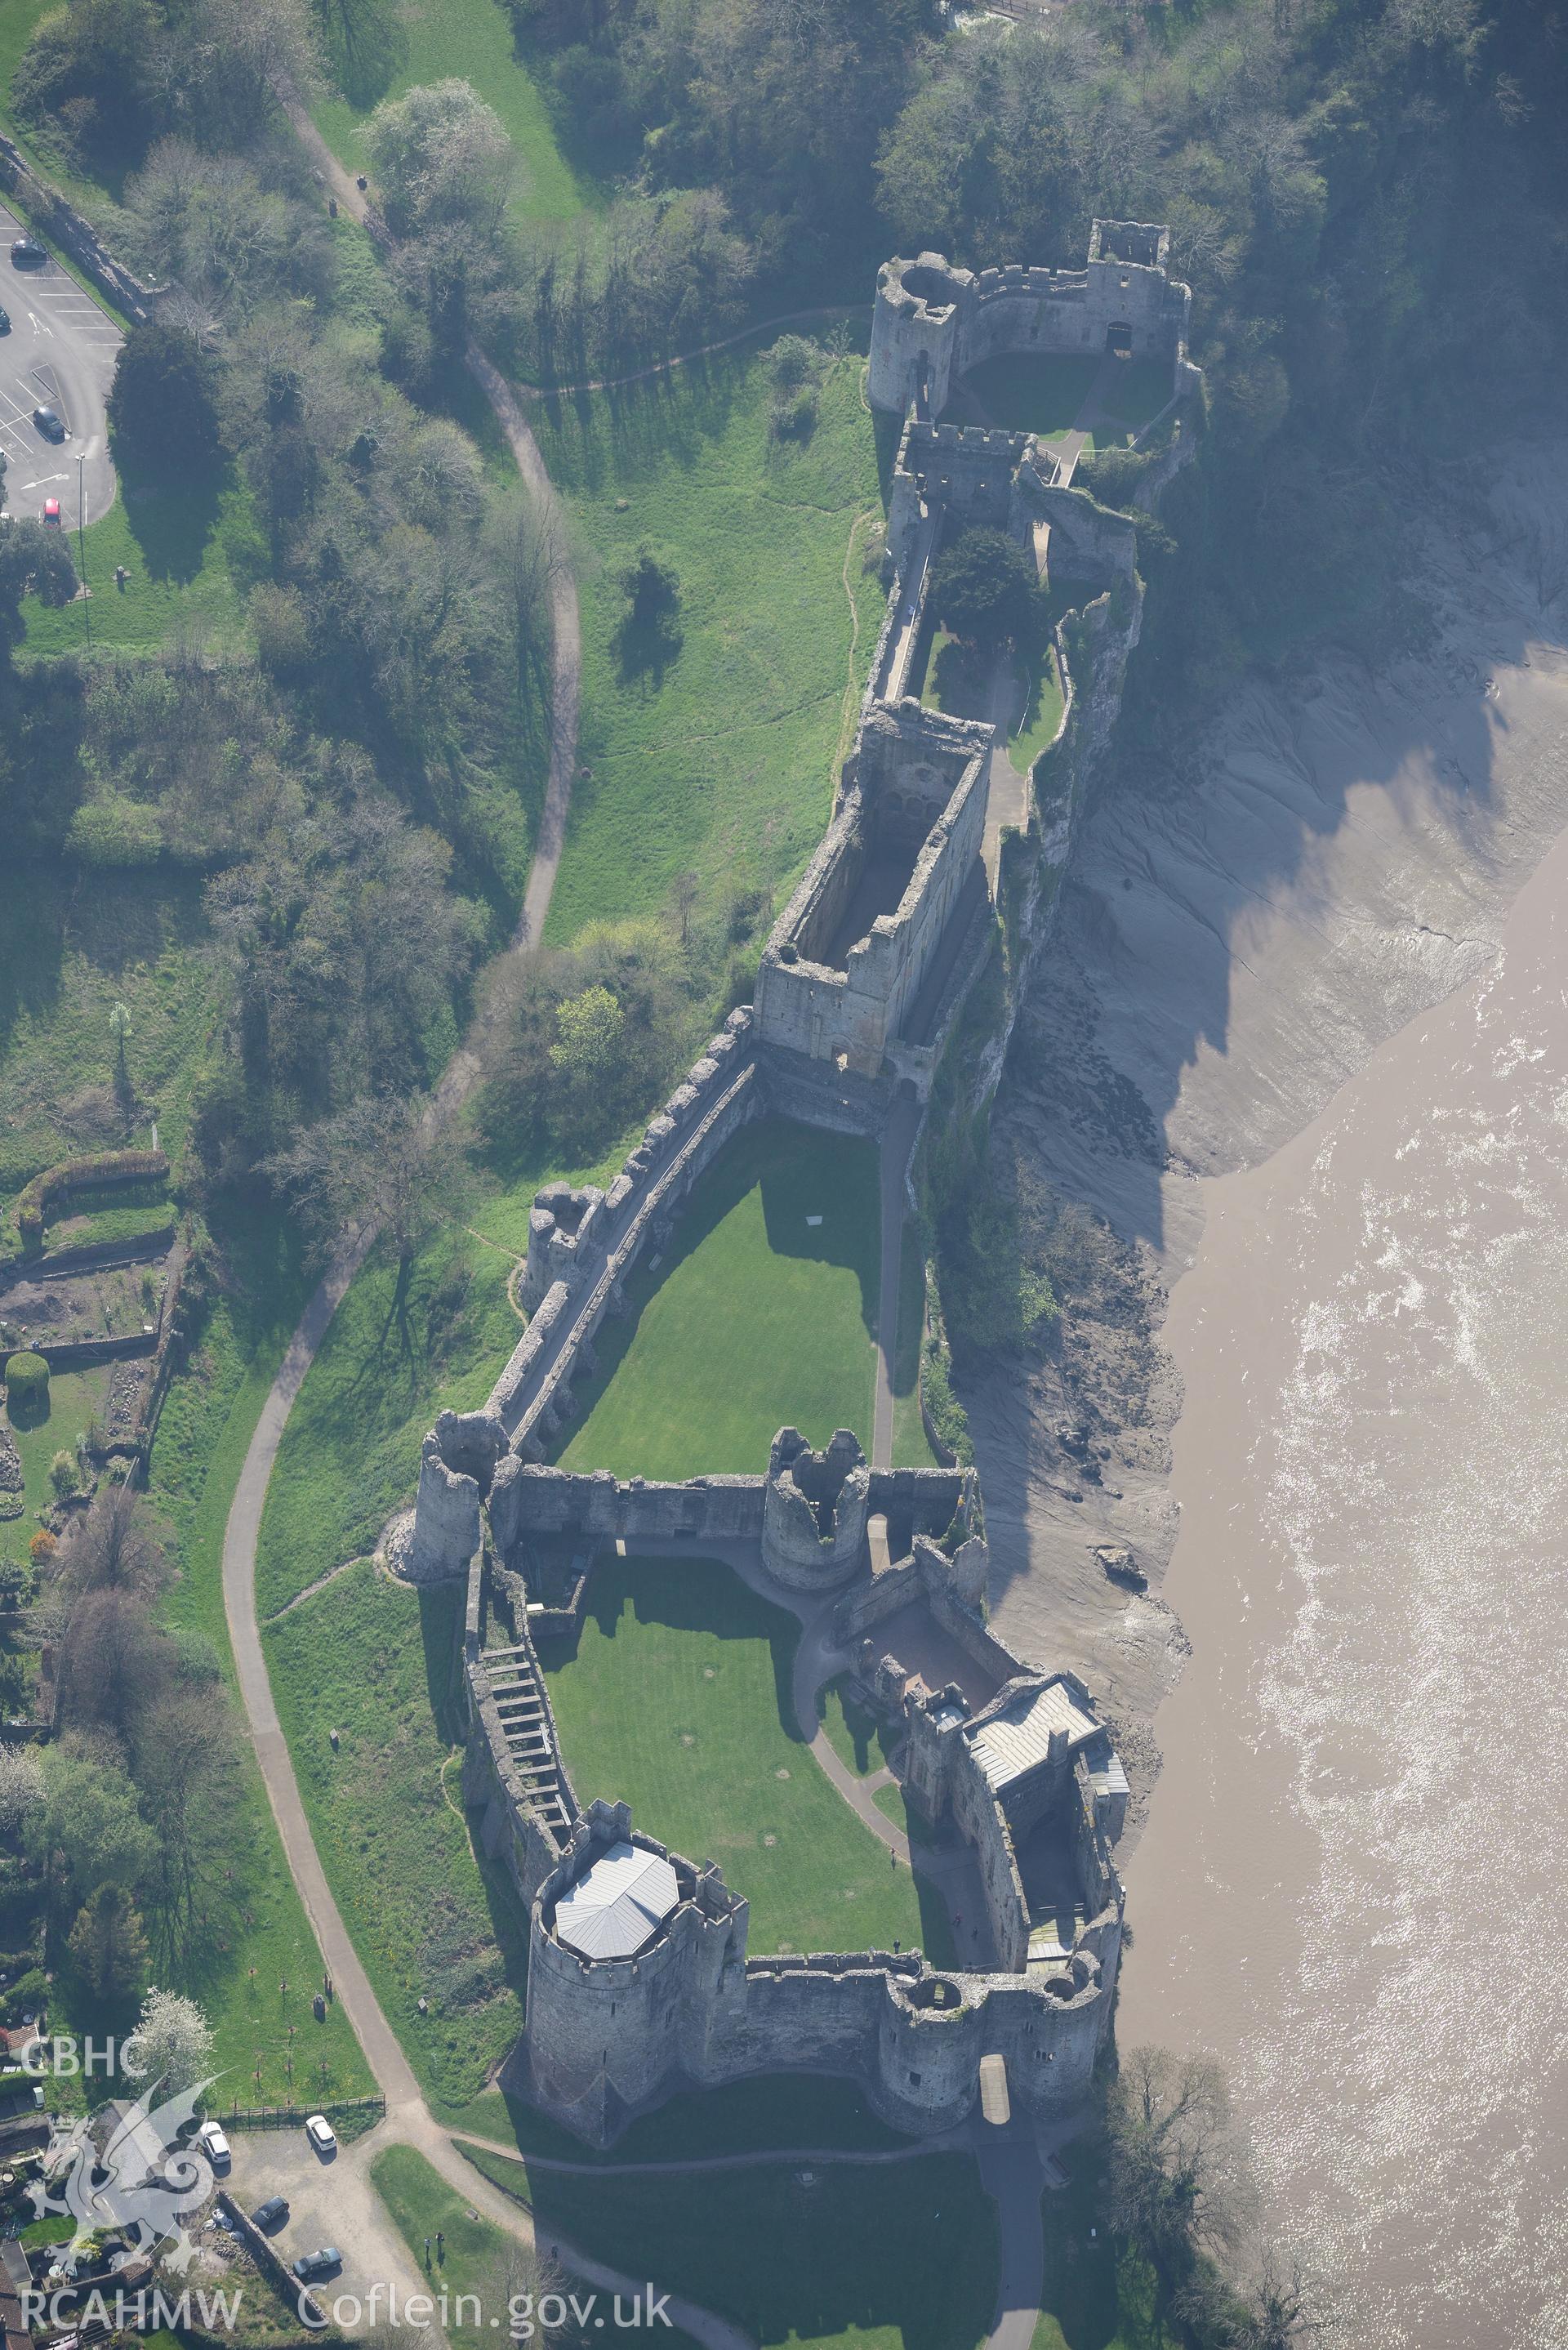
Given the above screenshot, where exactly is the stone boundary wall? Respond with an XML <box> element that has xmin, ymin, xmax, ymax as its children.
<box><xmin>0</xmin><ymin>132</ymin><xmax>155</xmax><ymax>323</ymax></box>
<box><xmin>215</xmin><ymin>2191</ymin><xmax>320</xmax><ymax>2329</ymax></box>
<box><xmin>488</xmin><ymin>1036</ymin><xmax>761</xmax><ymax>1456</ymax></box>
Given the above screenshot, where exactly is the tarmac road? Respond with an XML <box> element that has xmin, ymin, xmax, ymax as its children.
<box><xmin>0</xmin><ymin>198</ymin><xmax>120</xmax><ymax>526</ymax></box>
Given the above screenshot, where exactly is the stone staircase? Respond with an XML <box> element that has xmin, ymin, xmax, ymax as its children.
<box><xmin>474</xmin><ymin>1638</ymin><xmax>575</xmax><ymax>1840</ymax></box>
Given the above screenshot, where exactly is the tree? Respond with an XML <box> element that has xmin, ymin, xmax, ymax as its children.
<box><xmin>262</xmin><ymin>1092</ymin><xmax>441</xmax><ymax>1267</ymax></box>
<box><xmin>68</xmin><ymin>1882</ymin><xmax>151</xmax><ymax>2004</ymax></box>
<box><xmin>122</xmin><ymin>1985</ymin><xmax>214</xmax><ymax>2099</ymax></box>
<box><xmin>1106</xmin><ymin>2047</ymin><xmax>1248</xmax><ymax>2326</ymax></box>
<box><xmin>56</xmin><ymin>1487</ymin><xmax>169</xmax><ymax>1605</ymax></box>
<box><xmin>107</xmin><ymin>320</ymin><xmax>221</xmax><ymax>479</ymax></box>
<box><xmin>0</xmin><ymin>1743</ymin><xmax>44</xmax><ymax>1841</ymax></box>
<box><xmin>49</xmin><ymin>1450</ymin><xmax>79</xmax><ymax>1501</ymax></box>
<box><xmin>547</xmin><ymin>983</ymin><xmax>627</xmax><ymax>1148</ymax></box>
<box><xmin>366</xmin><ymin>80</ymin><xmax>515</xmax><ymax>243</ymax></box>
<box><xmin>930</xmin><ymin>528</ymin><xmax>1042</xmax><ymax>650</ymax></box>
<box><xmin>0</xmin><ymin>523</ymin><xmax>78</xmax><ymax>660</ymax></box>
<box><xmin>29</xmin><ymin>1748</ymin><xmax>158</xmax><ymax>1905</ymax></box>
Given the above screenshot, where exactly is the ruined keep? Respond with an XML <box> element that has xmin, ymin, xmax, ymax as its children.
<box><xmin>393</xmin><ymin>233</ymin><xmax>1206</xmax><ymax>2152</ymax></box>
<box><xmin>867</xmin><ymin>223</ymin><xmax>1195</xmax><ymax>418</ymax></box>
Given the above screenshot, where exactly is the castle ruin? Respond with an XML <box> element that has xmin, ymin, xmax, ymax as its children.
<box><xmin>393</xmin><ymin>228</ymin><xmax>1200</xmax><ymax>2149</ymax></box>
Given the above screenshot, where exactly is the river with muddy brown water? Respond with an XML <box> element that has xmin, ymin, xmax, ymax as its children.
<box><xmin>973</xmin><ymin>444</ymin><xmax>1568</xmax><ymax>2347</ymax></box>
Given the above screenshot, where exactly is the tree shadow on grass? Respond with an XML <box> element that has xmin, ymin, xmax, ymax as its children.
<box><xmin>118</xmin><ymin>453</ymin><xmax>229</xmax><ymax>587</ymax></box>
<box><xmin>548</xmin><ymin>1118</ymin><xmax>880</xmax><ymax>1461</ymax></box>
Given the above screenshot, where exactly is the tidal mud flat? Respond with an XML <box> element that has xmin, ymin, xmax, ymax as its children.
<box><xmin>969</xmin><ymin>439</ymin><xmax>1568</xmax><ymax>2343</ymax></box>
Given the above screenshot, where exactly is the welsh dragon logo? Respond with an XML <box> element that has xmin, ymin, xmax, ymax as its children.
<box><xmin>27</xmin><ymin>2075</ymin><xmax>222</xmax><ymax>2273</ymax></box>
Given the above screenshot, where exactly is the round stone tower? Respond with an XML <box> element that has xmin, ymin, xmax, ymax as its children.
<box><xmin>868</xmin><ymin>255</ymin><xmax>973</xmax><ymax>416</ymax></box>
<box><xmin>875</xmin><ymin>1970</ymin><xmax>986</xmax><ymax>2131</ymax></box>
<box><xmin>761</xmin><ymin>1427</ymin><xmax>870</xmax><ymax>1590</ymax></box>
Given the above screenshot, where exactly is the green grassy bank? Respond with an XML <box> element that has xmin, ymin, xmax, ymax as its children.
<box><xmin>542</xmin><ymin>1553</ymin><xmax>952</xmax><ymax>1962</ymax></box>
<box><xmin>559</xmin><ymin>1118</ymin><xmax>880</xmax><ymax>1480</ymax></box>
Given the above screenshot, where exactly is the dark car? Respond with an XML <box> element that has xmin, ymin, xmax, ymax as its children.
<box><xmin>33</xmin><ymin>405</ymin><xmax>64</xmax><ymax>442</ymax></box>
<box><xmin>292</xmin><ymin>2249</ymin><xmax>341</xmax><ymax>2283</ymax></box>
<box><xmin>10</xmin><ymin>238</ymin><xmax>45</xmax><ymax>268</ymax></box>
<box><xmin>0</xmin><ymin>307</ymin><xmax>10</xmax><ymax>332</ymax></box>
<box><xmin>250</xmin><ymin>2196</ymin><xmax>288</xmax><ymax>2232</ymax></box>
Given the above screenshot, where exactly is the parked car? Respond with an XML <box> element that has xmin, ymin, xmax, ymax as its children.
<box><xmin>250</xmin><ymin>2196</ymin><xmax>288</xmax><ymax>2232</ymax></box>
<box><xmin>42</xmin><ymin>498</ymin><xmax>60</xmax><ymax>526</ymax></box>
<box><xmin>33</xmin><ymin>405</ymin><xmax>64</xmax><ymax>442</ymax></box>
<box><xmin>10</xmin><ymin>238</ymin><xmax>45</xmax><ymax>267</ymax></box>
<box><xmin>304</xmin><ymin>2112</ymin><xmax>336</xmax><ymax>2156</ymax></box>
<box><xmin>197</xmin><ymin>2120</ymin><xmax>230</xmax><ymax>2168</ymax></box>
<box><xmin>0</xmin><ymin>307</ymin><xmax>10</xmax><ymax>332</ymax></box>
<box><xmin>292</xmin><ymin>2248</ymin><xmax>341</xmax><ymax>2283</ymax></box>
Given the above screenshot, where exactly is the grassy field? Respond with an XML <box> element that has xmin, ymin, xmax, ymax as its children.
<box><xmin>254</xmin><ymin>1225</ymin><xmax>523</xmax><ymax>1618</ymax></box>
<box><xmin>371</xmin><ymin>2146</ymin><xmax>609</xmax><ymax>2350</ymax></box>
<box><xmin>466</xmin><ymin>2140</ymin><xmax>1000</xmax><ymax>2350</ymax></box>
<box><xmin>0</xmin><ymin>867</ymin><xmax>220</xmax><ymax>1213</ymax></box>
<box><xmin>1031</xmin><ymin>2141</ymin><xmax>1180</xmax><ymax>2350</ymax></box>
<box><xmin>542</xmin><ymin>1553</ymin><xmax>950</xmax><ymax>1960</ymax></box>
<box><xmin>22</xmin><ymin>473</ymin><xmax>259</xmax><ymax>658</ymax></box>
<box><xmin>559</xmin><ymin>1118</ymin><xmax>880</xmax><ymax>1479</ymax></box>
<box><xmin>1010</xmin><ymin>642</ymin><xmax>1067</xmax><ymax>770</ymax></box>
<box><xmin>960</xmin><ymin>355</ymin><xmax>1099</xmax><ymax>439</ymax></box>
<box><xmin>956</xmin><ymin>353</ymin><xmax>1170</xmax><ymax>452</ymax></box>
<box><xmin>264</xmin><ymin>1557</ymin><xmax>530</xmax><ymax>2114</ymax></box>
<box><xmin>311</xmin><ymin>0</ymin><xmax>591</xmax><ymax>236</ymax></box>
<box><xmin>535</xmin><ymin>345</ymin><xmax>884</xmax><ymax>945</ymax></box>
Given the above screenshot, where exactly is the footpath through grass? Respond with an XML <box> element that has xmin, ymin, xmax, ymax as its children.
<box><xmin>559</xmin><ymin>1118</ymin><xmax>879</xmax><ymax>1479</ymax></box>
<box><xmin>265</xmin><ymin>1557</ymin><xmax>529</xmax><ymax>2116</ymax></box>
<box><xmin>536</xmin><ymin>346</ymin><xmax>884</xmax><ymax>945</ymax></box>
<box><xmin>465</xmin><ymin>2140</ymin><xmax>999</xmax><ymax>2350</ymax></box>
<box><xmin>542</xmin><ymin>1553</ymin><xmax>948</xmax><ymax>1960</ymax></box>
<box><xmin>254</xmin><ymin>1225</ymin><xmax>522</xmax><ymax>1619</ymax></box>
<box><xmin>311</xmin><ymin>0</ymin><xmax>591</xmax><ymax>235</ymax></box>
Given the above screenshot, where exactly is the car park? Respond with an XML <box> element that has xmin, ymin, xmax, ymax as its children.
<box><xmin>250</xmin><ymin>2196</ymin><xmax>288</xmax><ymax>2232</ymax></box>
<box><xmin>304</xmin><ymin>2113</ymin><xmax>336</xmax><ymax>2155</ymax></box>
<box><xmin>292</xmin><ymin>2248</ymin><xmax>341</xmax><ymax>2283</ymax></box>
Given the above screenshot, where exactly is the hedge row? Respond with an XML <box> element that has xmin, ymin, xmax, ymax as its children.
<box><xmin>13</xmin><ymin>1148</ymin><xmax>169</xmax><ymax>1251</ymax></box>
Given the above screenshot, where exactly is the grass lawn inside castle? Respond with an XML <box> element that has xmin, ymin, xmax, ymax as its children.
<box><xmin>543</xmin><ymin>1554</ymin><xmax>954</xmax><ymax>1963</ymax></box>
<box><xmin>558</xmin><ymin>1119</ymin><xmax>880</xmax><ymax>1479</ymax></box>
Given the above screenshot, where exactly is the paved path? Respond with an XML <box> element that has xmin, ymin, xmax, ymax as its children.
<box><xmin>973</xmin><ymin>2125</ymin><xmax>1047</xmax><ymax>2350</ymax></box>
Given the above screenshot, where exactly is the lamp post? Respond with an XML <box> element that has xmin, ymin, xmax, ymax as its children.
<box><xmin>76</xmin><ymin>447</ymin><xmax>90</xmax><ymax>647</ymax></box>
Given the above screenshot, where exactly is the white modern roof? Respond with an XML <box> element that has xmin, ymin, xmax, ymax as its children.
<box><xmin>553</xmin><ymin>1840</ymin><xmax>680</xmax><ymax>1961</ymax></box>
<box><xmin>969</xmin><ymin>1679</ymin><xmax>1099</xmax><ymax>1792</ymax></box>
